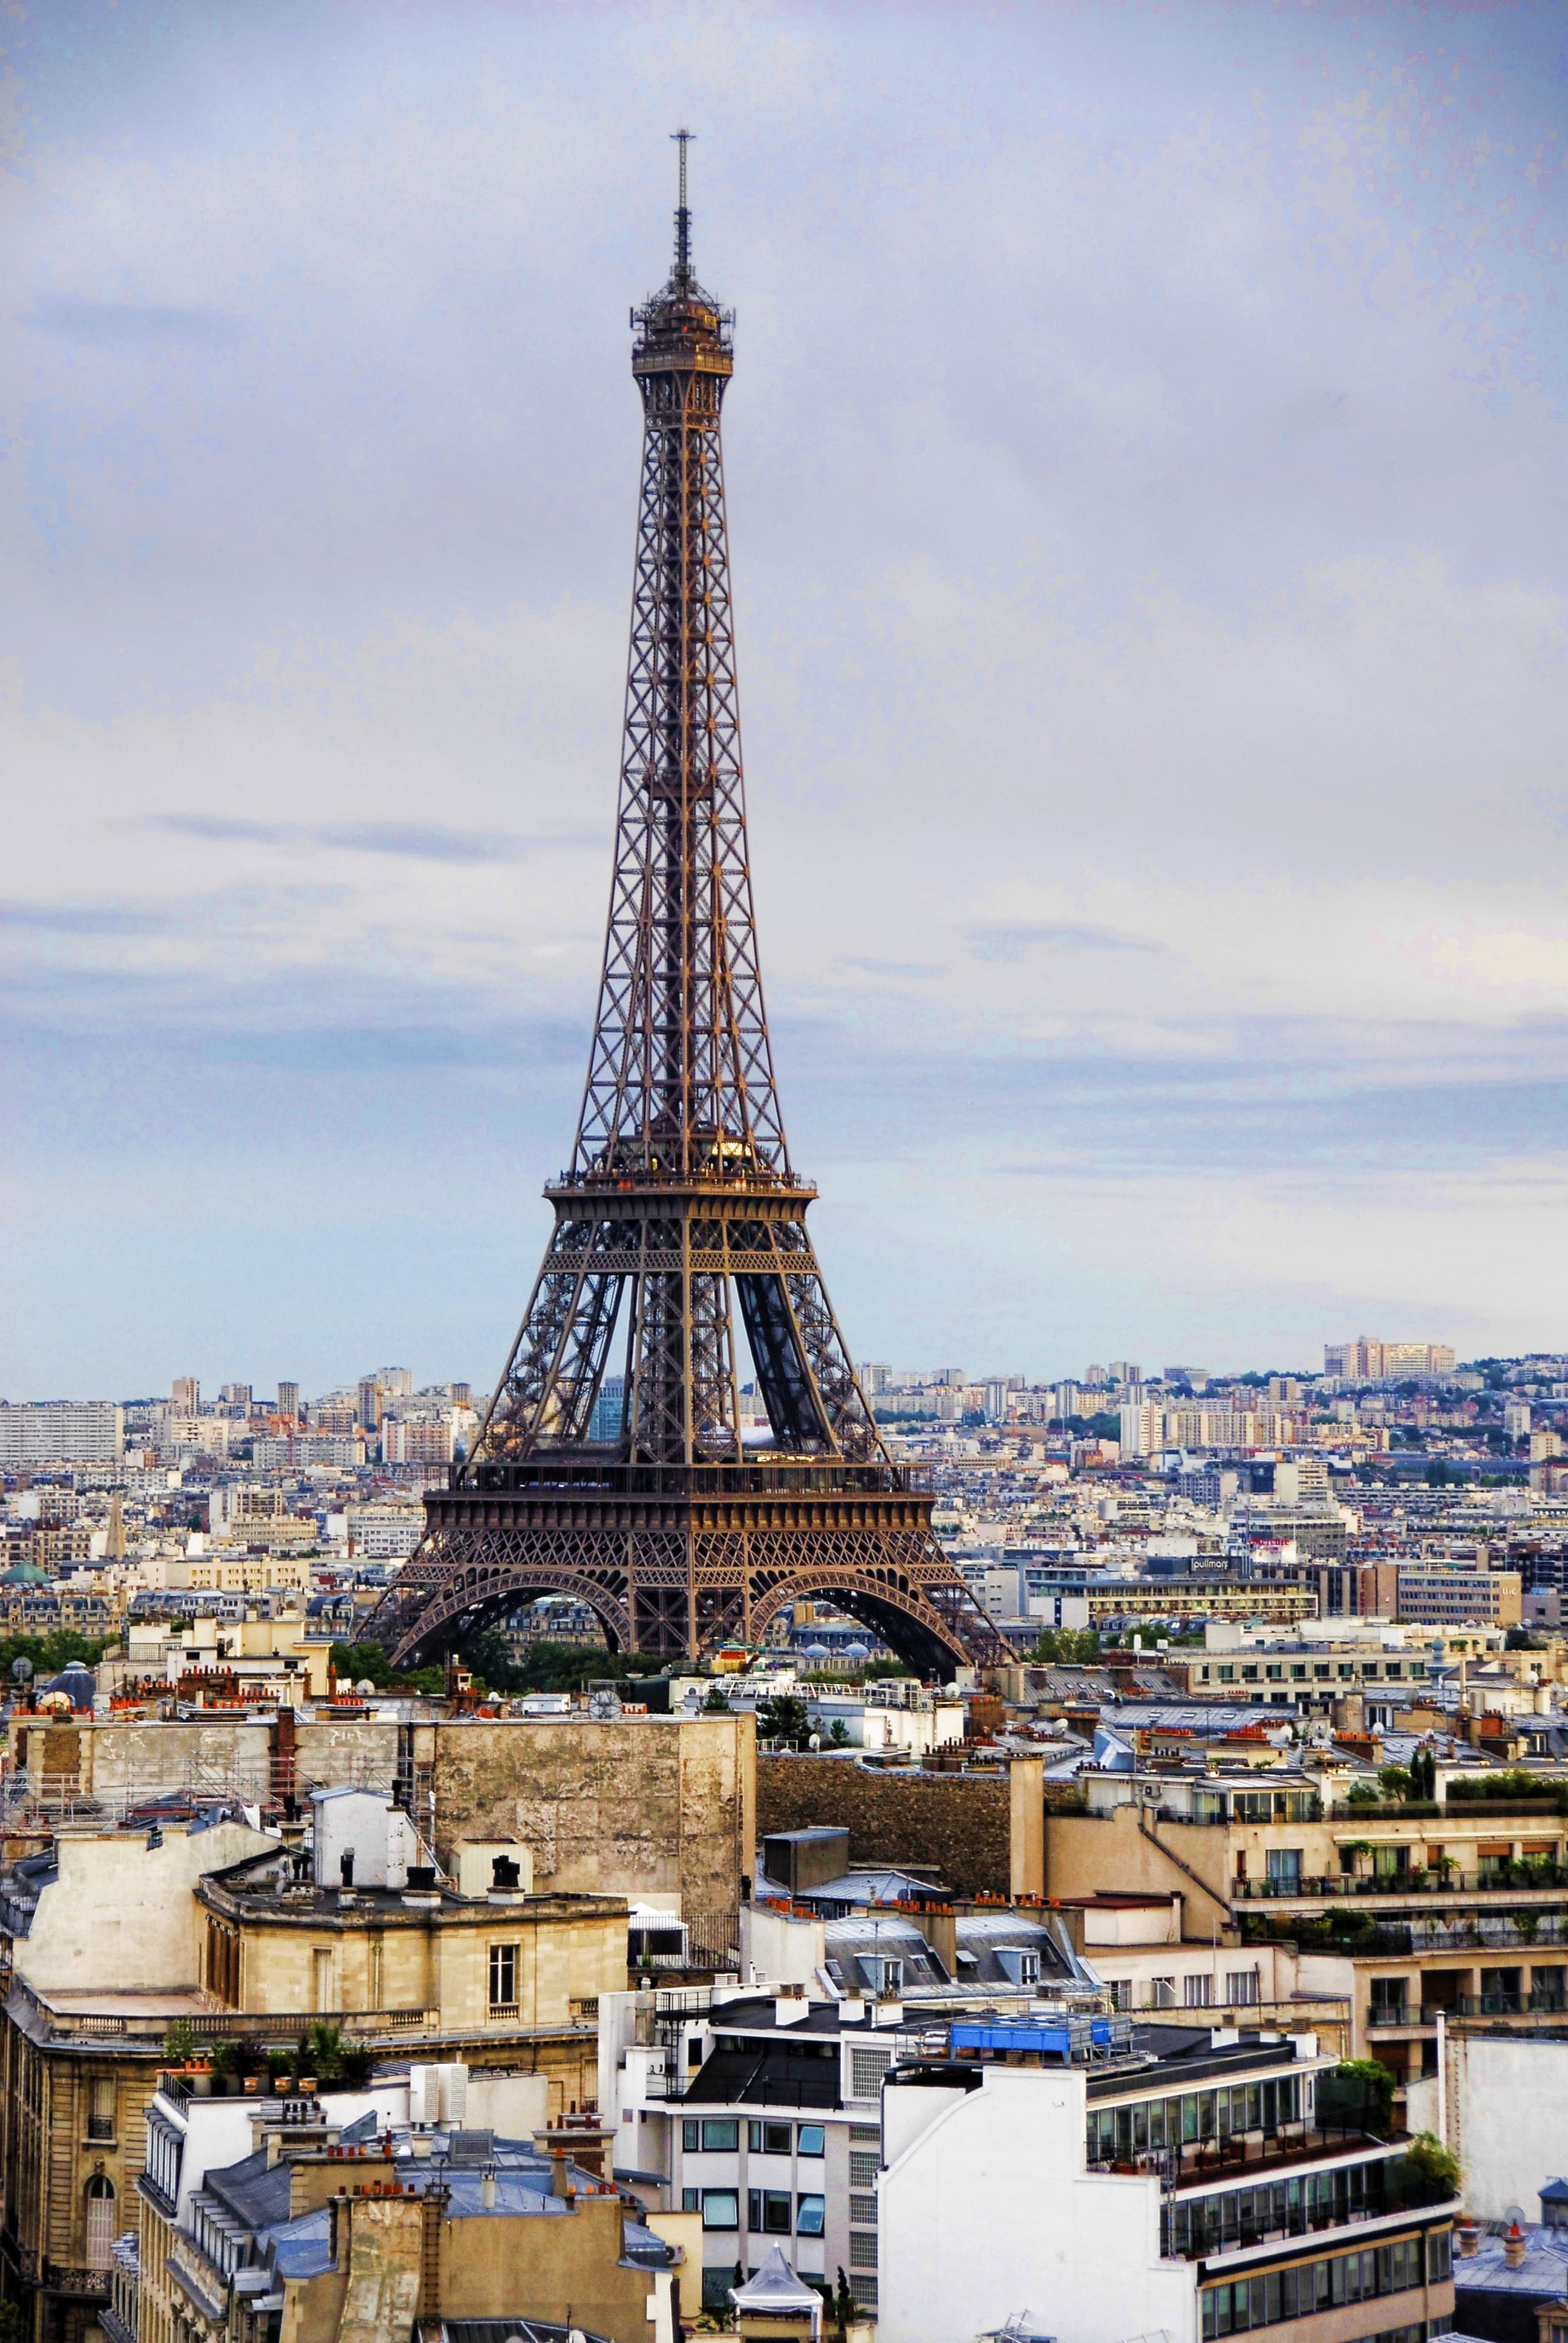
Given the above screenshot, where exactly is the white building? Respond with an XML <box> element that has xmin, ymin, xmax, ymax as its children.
<box><xmin>878</xmin><ymin>2020</ymin><xmax>1459</xmax><ymax>2343</ymax></box>
<box><xmin>0</xmin><ymin>1401</ymin><xmax>125</xmax><ymax>1464</ymax></box>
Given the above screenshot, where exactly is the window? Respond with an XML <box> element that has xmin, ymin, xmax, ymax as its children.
<box><xmin>1266</xmin><ymin>1848</ymin><xmax>1302</xmax><ymax>1887</ymax></box>
<box><xmin>488</xmin><ymin>1942</ymin><xmax>518</xmax><ymax>2011</ymax></box>
<box><xmin>701</xmin><ymin>2191</ymin><xmax>739</xmax><ymax>2230</ymax></box>
<box><xmin>996</xmin><ymin>1947</ymin><xmax>1040</xmax><ymax>1987</ymax></box>
<box><xmin>851</xmin><ymin>2047</ymin><xmax>891</xmax><ymax>2099</ymax></box>
<box><xmin>1428</xmin><ymin>2232</ymin><xmax>1452</xmax><ymax>2281</ymax></box>
<box><xmin>683</xmin><ymin>2120</ymin><xmax>699</xmax><ymax>2151</ymax></box>
<box><xmin>850</xmin><ymin>2235</ymin><xmax>878</xmax><ymax>2270</ymax></box>
<box><xmin>1241</xmin><ymin>1666</ymin><xmax>1259</xmax><ymax>1682</ymax></box>
<box><xmin>1224</xmin><ymin>1970</ymin><xmax>1260</xmax><ymax>2007</ymax></box>
<box><xmin>747</xmin><ymin>2189</ymin><xmax>792</xmax><ymax>2233</ymax></box>
<box><xmin>1147</xmin><ymin>1977</ymin><xmax>1177</xmax><ymax>2008</ymax></box>
<box><xmin>1183</xmin><ymin>1975</ymin><xmax>1214</xmax><ymax>2008</ymax></box>
<box><xmin>1266</xmin><ymin>1665</ymin><xmax>1282</xmax><ymax>1682</ymax></box>
<box><xmin>682</xmin><ymin>2188</ymin><xmax>699</xmax><ymax>2211</ymax></box>
<box><xmin>1199</xmin><ymin>2235</ymin><xmax>1430</xmax><ymax>2335</ymax></box>
<box><xmin>1290</xmin><ymin>1665</ymin><xmax>1307</xmax><ymax>1680</ymax></box>
<box><xmin>797</xmin><ymin>2126</ymin><xmax>825</xmax><ymax>2158</ymax></box>
<box><xmin>1371</xmin><ymin>1844</ymin><xmax>1410</xmax><ymax>1879</ymax></box>
<box><xmin>1314</xmin><ymin>1664</ymin><xmax>1330</xmax><ymax>1679</ymax></box>
<box><xmin>1217</xmin><ymin>1666</ymin><xmax>1235</xmax><ymax>1683</ymax></box>
<box><xmin>797</xmin><ymin>2194</ymin><xmax>825</xmax><ymax>2236</ymax></box>
<box><xmin>849</xmin><ymin>2151</ymin><xmax>880</xmax><ymax>2187</ymax></box>
<box><xmin>1109</xmin><ymin>1978</ymin><xmax>1133</xmax><ymax>2011</ymax></box>
<box><xmin>88</xmin><ymin>2077</ymin><xmax>116</xmax><ymax>2143</ymax></box>
<box><xmin>85</xmin><ymin>2178</ymin><xmax>116</xmax><ymax>2271</ymax></box>
<box><xmin>747</xmin><ymin>2120</ymin><xmax>791</xmax><ymax>2155</ymax></box>
<box><xmin>850</xmin><ymin>2191</ymin><xmax>878</xmax><ymax>2225</ymax></box>
<box><xmin>1370</xmin><ymin>1978</ymin><xmax>1409</xmax><ymax>2022</ymax></box>
<box><xmin>701</xmin><ymin>2120</ymin><xmax>739</xmax><ymax>2152</ymax></box>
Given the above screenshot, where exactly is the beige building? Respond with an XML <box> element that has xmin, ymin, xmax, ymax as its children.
<box><xmin>1047</xmin><ymin>1768</ymin><xmax>1568</xmax><ymax>2108</ymax></box>
<box><xmin>0</xmin><ymin>1809</ymin><xmax>636</xmax><ymax>2343</ymax></box>
<box><xmin>130</xmin><ymin>2076</ymin><xmax>684</xmax><ymax>2343</ymax></box>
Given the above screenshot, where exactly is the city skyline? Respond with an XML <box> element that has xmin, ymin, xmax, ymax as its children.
<box><xmin>7</xmin><ymin>3</ymin><xmax>1568</xmax><ymax>1392</ymax></box>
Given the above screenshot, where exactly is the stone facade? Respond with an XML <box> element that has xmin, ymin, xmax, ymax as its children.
<box><xmin>756</xmin><ymin>1755</ymin><xmax>1044</xmax><ymax>1898</ymax></box>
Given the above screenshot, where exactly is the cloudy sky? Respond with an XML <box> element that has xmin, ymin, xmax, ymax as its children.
<box><xmin>5</xmin><ymin>0</ymin><xmax>1568</xmax><ymax>1399</ymax></box>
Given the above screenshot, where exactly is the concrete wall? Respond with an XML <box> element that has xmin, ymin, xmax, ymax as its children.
<box><xmin>421</xmin><ymin>1715</ymin><xmax>753</xmax><ymax>1915</ymax></box>
<box><xmin>1429</xmin><ymin>2030</ymin><xmax>1568</xmax><ymax>2220</ymax></box>
<box><xmin>1047</xmin><ymin>1803</ymin><xmax>1235</xmax><ymax>1928</ymax></box>
<box><xmin>878</xmin><ymin>2063</ymin><xmax>1197</xmax><ymax>2343</ymax></box>
<box><xmin>756</xmin><ymin>1757</ymin><xmax>1014</xmax><ymax>1896</ymax></box>
<box><xmin>18</xmin><ymin>1818</ymin><xmax>277</xmax><ymax>1990</ymax></box>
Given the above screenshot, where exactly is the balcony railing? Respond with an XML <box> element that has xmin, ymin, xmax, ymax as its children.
<box><xmin>11</xmin><ymin>1980</ymin><xmax>448</xmax><ymax>2047</ymax></box>
<box><xmin>1234</xmin><ymin>1873</ymin><xmax>1568</xmax><ymax>1899</ymax></box>
<box><xmin>41</xmin><ymin>2264</ymin><xmax>111</xmax><ymax>2299</ymax></box>
<box><xmin>1161</xmin><ymin>2172</ymin><xmax>1459</xmax><ymax>2260</ymax></box>
<box><xmin>1097</xmin><ymin>2125</ymin><xmax>1394</xmax><ymax>2194</ymax></box>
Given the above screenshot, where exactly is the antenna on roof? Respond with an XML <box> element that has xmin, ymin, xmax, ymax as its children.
<box><xmin>671</xmin><ymin>126</ymin><xmax>694</xmax><ymax>283</ymax></box>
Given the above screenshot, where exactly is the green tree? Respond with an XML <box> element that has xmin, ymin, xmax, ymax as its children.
<box><xmin>296</xmin><ymin>2020</ymin><xmax>372</xmax><ymax>2088</ymax></box>
<box><xmin>826</xmin><ymin>1719</ymin><xmax>851</xmax><ymax>1748</ymax></box>
<box><xmin>1030</xmin><ymin>1627</ymin><xmax>1101</xmax><ymax>1666</ymax></box>
<box><xmin>701</xmin><ymin>1685</ymin><xmax>732</xmax><ymax>1714</ymax></box>
<box><xmin>757</xmin><ymin>1694</ymin><xmax>812</xmax><ymax>1751</ymax></box>
<box><xmin>1402</xmin><ymin>2132</ymin><xmax>1461</xmax><ymax>2196</ymax></box>
<box><xmin>1377</xmin><ymin>1766</ymin><xmax>1413</xmax><ymax>1802</ymax></box>
<box><xmin>833</xmin><ymin>2269</ymin><xmax>855</xmax><ymax>2343</ymax></box>
<box><xmin>1318</xmin><ymin>2059</ymin><xmax>1396</xmax><ymax>2132</ymax></box>
<box><xmin>0</xmin><ymin>1630</ymin><xmax>114</xmax><ymax>1680</ymax></box>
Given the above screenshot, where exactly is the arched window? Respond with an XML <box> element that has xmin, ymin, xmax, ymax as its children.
<box><xmin>85</xmin><ymin>2175</ymin><xmax>115</xmax><ymax>2270</ymax></box>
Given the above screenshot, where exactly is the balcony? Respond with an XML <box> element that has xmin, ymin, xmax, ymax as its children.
<box><xmin>41</xmin><ymin>2265</ymin><xmax>111</xmax><ymax>2301</ymax></box>
<box><xmin>1102</xmin><ymin>2126</ymin><xmax>1394</xmax><ymax>2193</ymax></box>
<box><xmin>1161</xmin><ymin>2169</ymin><xmax>1459</xmax><ymax>2261</ymax></box>
<box><xmin>11</xmin><ymin>1980</ymin><xmax>444</xmax><ymax>2048</ymax></box>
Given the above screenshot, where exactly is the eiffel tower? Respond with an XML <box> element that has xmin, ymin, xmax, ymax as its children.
<box><xmin>372</xmin><ymin>139</ymin><xmax>1006</xmax><ymax>1679</ymax></box>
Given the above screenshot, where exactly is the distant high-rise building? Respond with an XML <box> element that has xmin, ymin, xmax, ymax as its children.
<box><xmin>1082</xmin><ymin>1365</ymin><xmax>1108</xmax><ymax>1389</ymax></box>
<box><xmin>377</xmin><ymin>1367</ymin><xmax>413</xmax><ymax>1397</ymax></box>
<box><xmin>0</xmin><ymin>1402</ymin><xmax>125</xmax><ymax>1465</ymax></box>
<box><xmin>220</xmin><ymin>1382</ymin><xmax>252</xmax><ymax>1411</ymax></box>
<box><xmin>858</xmin><ymin>1362</ymin><xmax>891</xmax><ymax>1396</ymax></box>
<box><xmin>172</xmin><ymin>1377</ymin><xmax>200</xmax><ymax>1413</ymax></box>
<box><xmin>277</xmin><ymin>1381</ymin><xmax>300</xmax><ymax>1420</ymax></box>
<box><xmin>1324</xmin><ymin>1338</ymin><xmax>1457</xmax><ymax>1381</ymax></box>
<box><xmin>448</xmin><ymin>1382</ymin><xmax>471</xmax><ymax>1407</ymax></box>
<box><xmin>589</xmin><ymin>1375</ymin><xmax>626</xmax><ymax>1444</ymax></box>
<box><xmin>1108</xmin><ymin>1361</ymin><xmax>1141</xmax><ymax>1387</ymax></box>
<box><xmin>357</xmin><ymin>1377</ymin><xmax>384</xmax><ymax>1432</ymax></box>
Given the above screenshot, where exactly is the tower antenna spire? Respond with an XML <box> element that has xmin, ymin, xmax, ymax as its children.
<box><xmin>671</xmin><ymin>125</ymin><xmax>694</xmax><ymax>283</ymax></box>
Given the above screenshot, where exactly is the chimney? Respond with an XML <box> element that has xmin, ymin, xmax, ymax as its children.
<box><xmin>1505</xmin><ymin>2224</ymin><xmax>1527</xmax><ymax>2269</ymax></box>
<box><xmin>1455</xmin><ymin>2223</ymin><xmax>1480</xmax><ymax>2258</ymax></box>
<box><xmin>911</xmin><ymin>1905</ymin><xmax>957</xmax><ymax>1978</ymax></box>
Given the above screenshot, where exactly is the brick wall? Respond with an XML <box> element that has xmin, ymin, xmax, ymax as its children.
<box><xmin>756</xmin><ymin>1755</ymin><xmax>1012</xmax><ymax>1896</ymax></box>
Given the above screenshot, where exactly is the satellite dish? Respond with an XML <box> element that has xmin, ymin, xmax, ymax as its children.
<box><xmin>1506</xmin><ymin>2203</ymin><xmax>1529</xmax><ymax>2231</ymax></box>
<box><xmin>355</xmin><ymin>1679</ymin><xmax>377</xmax><ymax>1696</ymax></box>
<box><xmin>587</xmin><ymin>1689</ymin><xmax>621</xmax><ymax>1722</ymax></box>
<box><xmin>11</xmin><ymin>1658</ymin><xmax>32</xmax><ymax>1683</ymax></box>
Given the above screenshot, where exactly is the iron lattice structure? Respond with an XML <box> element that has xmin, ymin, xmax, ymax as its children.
<box><xmin>372</xmin><ymin>150</ymin><xmax>1006</xmax><ymax>1677</ymax></box>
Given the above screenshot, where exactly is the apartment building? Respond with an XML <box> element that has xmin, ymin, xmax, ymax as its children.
<box><xmin>878</xmin><ymin>2018</ymin><xmax>1458</xmax><ymax>2343</ymax></box>
<box><xmin>605</xmin><ymin>1990</ymin><xmax>926</xmax><ymax>2315</ymax></box>
<box><xmin>130</xmin><ymin>2071</ymin><xmax>682</xmax><ymax>2343</ymax></box>
<box><xmin>0</xmin><ymin>1403</ymin><xmax>125</xmax><ymax>1465</ymax></box>
<box><xmin>1047</xmin><ymin>1767</ymin><xmax>1568</xmax><ymax>2096</ymax></box>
